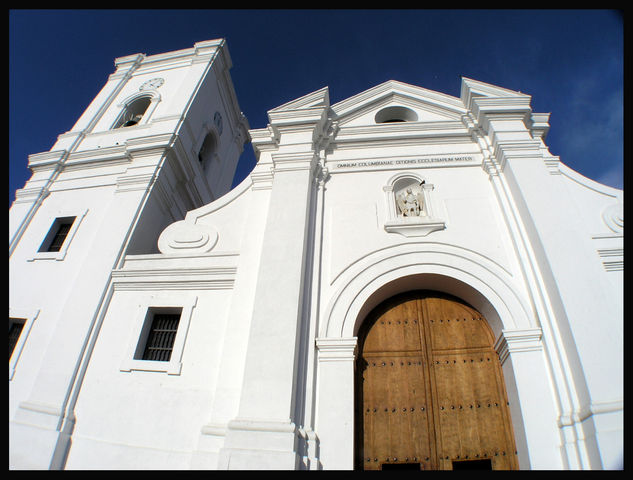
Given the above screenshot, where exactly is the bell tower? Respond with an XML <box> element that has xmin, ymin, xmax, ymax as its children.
<box><xmin>9</xmin><ymin>39</ymin><xmax>249</xmax><ymax>469</ymax></box>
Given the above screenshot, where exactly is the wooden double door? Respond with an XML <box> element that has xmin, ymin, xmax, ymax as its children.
<box><xmin>355</xmin><ymin>291</ymin><xmax>518</xmax><ymax>470</ymax></box>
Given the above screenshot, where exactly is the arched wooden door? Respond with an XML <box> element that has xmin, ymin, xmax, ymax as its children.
<box><xmin>355</xmin><ymin>291</ymin><xmax>518</xmax><ymax>470</ymax></box>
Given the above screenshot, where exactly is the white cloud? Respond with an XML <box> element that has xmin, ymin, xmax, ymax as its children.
<box><xmin>555</xmin><ymin>61</ymin><xmax>622</xmax><ymax>189</ymax></box>
<box><xmin>596</xmin><ymin>161</ymin><xmax>624</xmax><ymax>190</ymax></box>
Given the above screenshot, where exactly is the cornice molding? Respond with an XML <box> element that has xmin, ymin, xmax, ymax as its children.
<box><xmin>460</xmin><ymin>77</ymin><xmax>531</xmax><ymax>107</ymax></box>
<box><xmin>113</xmin><ymin>39</ymin><xmax>225</xmax><ymax>76</ymax></box>
<box><xmin>332</xmin><ymin>80</ymin><xmax>465</xmax><ymax>119</ymax></box>
<box><xmin>269</xmin><ymin>86</ymin><xmax>330</xmax><ymax>112</ymax></box>
<box><xmin>492</xmin><ymin>139</ymin><xmax>543</xmax><ymax>171</ymax></box>
<box><xmin>527</xmin><ymin>112</ymin><xmax>551</xmax><ymax>140</ymax></box>
<box><xmin>27</xmin><ymin>150</ymin><xmax>67</xmax><ymax>171</ymax></box>
<box><xmin>334</xmin><ymin>120</ymin><xmax>470</xmax><ymax>146</ymax></box>
<box><xmin>270</xmin><ymin>151</ymin><xmax>319</xmax><ymax>173</ymax></box>
<box><xmin>470</xmin><ymin>96</ymin><xmax>533</xmax><ymax>129</ymax></box>
<box><xmin>111</xmin><ymin>262</ymin><xmax>236</xmax><ymax>291</ymax></box>
<box><xmin>494</xmin><ymin>328</ymin><xmax>543</xmax><ymax>365</ymax></box>
<box><xmin>315</xmin><ymin>337</ymin><xmax>358</xmax><ymax>362</ymax></box>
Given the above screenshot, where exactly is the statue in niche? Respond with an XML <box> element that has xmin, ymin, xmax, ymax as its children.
<box><xmin>397</xmin><ymin>181</ymin><xmax>426</xmax><ymax>217</ymax></box>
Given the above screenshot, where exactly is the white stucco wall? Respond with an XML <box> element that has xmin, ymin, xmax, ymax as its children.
<box><xmin>9</xmin><ymin>42</ymin><xmax>622</xmax><ymax>470</ymax></box>
<box><xmin>9</xmin><ymin>39</ymin><xmax>250</xmax><ymax>470</ymax></box>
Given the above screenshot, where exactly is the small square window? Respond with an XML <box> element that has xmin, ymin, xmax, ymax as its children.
<box><xmin>120</xmin><ymin>296</ymin><xmax>196</xmax><ymax>375</ymax></box>
<box><xmin>39</xmin><ymin>217</ymin><xmax>76</xmax><ymax>253</ymax></box>
<box><xmin>133</xmin><ymin>307</ymin><xmax>183</xmax><ymax>363</ymax></box>
<box><xmin>28</xmin><ymin>211</ymin><xmax>86</xmax><ymax>262</ymax></box>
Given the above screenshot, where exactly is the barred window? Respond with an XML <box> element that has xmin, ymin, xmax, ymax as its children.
<box><xmin>39</xmin><ymin>217</ymin><xmax>76</xmax><ymax>253</ymax></box>
<box><xmin>139</xmin><ymin>312</ymin><xmax>181</xmax><ymax>362</ymax></box>
<box><xmin>121</xmin><ymin>301</ymin><xmax>194</xmax><ymax>375</ymax></box>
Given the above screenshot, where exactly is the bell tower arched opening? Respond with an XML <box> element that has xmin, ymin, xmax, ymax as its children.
<box><xmin>354</xmin><ymin>289</ymin><xmax>519</xmax><ymax>470</ymax></box>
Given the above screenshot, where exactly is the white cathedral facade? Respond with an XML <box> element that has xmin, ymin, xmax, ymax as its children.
<box><xmin>9</xmin><ymin>39</ymin><xmax>623</xmax><ymax>470</ymax></box>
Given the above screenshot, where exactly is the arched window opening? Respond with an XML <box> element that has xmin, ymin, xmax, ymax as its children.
<box><xmin>197</xmin><ymin>132</ymin><xmax>217</xmax><ymax>171</ymax></box>
<box><xmin>375</xmin><ymin>106</ymin><xmax>418</xmax><ymax>124</ymax></box>
<box><xmin>114</xmin><ymin>96</ymin><xmax>152</xmax><ymax>129</ymax></box>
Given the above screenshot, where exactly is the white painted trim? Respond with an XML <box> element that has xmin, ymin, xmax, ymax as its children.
<box><xmin>27</xmin><ymin>208</ymin><xmax>88</xmax><ymax>262</ymax></box>
<box><xmin>495</xmin><ymin>328</ymin><xmax>543</xmax><ymax>365</ymax></box>
<box><xmin>119</xmin><ymin>293</ymin><xmax>197</xmax><ymax>375</ymax></box>
<box><xmin>110</xmin><ymin>90</ymin><xmax>161</xmax><ymax>130</ymax></box>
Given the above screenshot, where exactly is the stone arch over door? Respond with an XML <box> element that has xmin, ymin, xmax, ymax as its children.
<box><xmin>354</xmin><ymin>289</ymin><xmax>518</xmax><ymax>470</ymax></box>
<box><xmin>314</xmin><ymin>244</ymin><xmax>552</xmax><ymax>470</ymax></box>
<box><xmin>320</xmin><ymin>243</ymin><xmax>535</xmax><ymax>340</ymax></box>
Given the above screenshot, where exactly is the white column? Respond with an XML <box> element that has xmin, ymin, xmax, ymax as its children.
<box><xmin>496</xmin><ymin>328</ymin><xmax>564</xmax><ymax>469</ymax></box>
<box><xmin>314</xmin><ymin>337</ymin><xmax>357</xmax><ymax>470</ymax></box>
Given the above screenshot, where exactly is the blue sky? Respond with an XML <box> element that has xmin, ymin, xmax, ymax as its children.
<box><xmin>9</xmin><ymin>9</ymin><xmax>623</xmax><ymax>205</ymax></box>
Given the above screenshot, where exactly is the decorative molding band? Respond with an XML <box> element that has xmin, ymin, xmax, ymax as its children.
<box><xmin>470</xmin><ymin>96</ymin><xmax>532</xmax><ymax>125</ymax></box>
<box><xmin>200</xmin><ymin>423</ymin><xmax>227</xmax><ymax>437</ymax></box>
<box><xmin>112</xmin><ymin>266</ymin><xmax>237</xmax><ymax>277</ymax></box>
<box><xmin>250</xmin><ymin>126</ymin><xmax>279</xmax><ymax>151</ymax></box>
<box><xmin>66</xmin><ymin>145</ymin><xmax>132</xmax><ymax>167</ymax></box>
<box><xmin>597</xmin><ymin>248</ymin><xmax>624</xmax><ymax>272</ymax></box>
<box><xmin>315</xmin><ymin>337</ymin><xmax>358</xmax><ymax>362</ymax></box>
<box><xmin>27</xmin><ymin>150</ymin><xmax>67</xmax><ymax>171</ymax></box>
<box><xmin>590</xmin><ymin>399</ymin><xmax>623</xmax><ymax>416</ymax></box>
<box><xmin>492</xmin><ymin>139</ymin><xmax>543</xmax><ymax>172</ymax></box>
<box><xmin>268</xmin><ymin>108</ymin><xmax>327</xmax><ymax>127</ymax></box>
<box><xmin>227</xmin><ymin>418</ymin><xmax>297</xmax><ymax>434</ymax></box>
<box><xmin>12</xmin><ymin>399</ymin><xmax>64</xmax><ymax>431</ymax></box>
<box><xmin>115</xmin><ymin>173</ymin><xmax>155</xmax><ymax>193</ymax></box>
<box><xmin>332</xmin><ymin>135</ymin><xmax>474</xmax><ymax>152</ymax></box>
<box><xmin>271</xmin><ymin>152</ymin><xmax>318</xmax><ymax>173</ymax></box>
<box><xmin>17</xmin><ymin>400</ymin><xmax>63</xmax><ymax>417</ymax></box>
<box><xmin>494</xmin><ymin>328</ymin><xmax>543</xmax><ymax>365</ymax></box>
<box><xmin>558</xmin><ymin>399</ymin><xmax>623</xmax><ymax>427</ymax></box>
<box><xmin>250</xmin><ymin>168</ymin><xmax>275</xmax><ymax>191</ymax></box>
<box><xmin>338</xmin><ymin>120</ymin><xmax>468</xmax><ymax>134</ymax></box>
<box><xmin>13</xmin><ymin>186</ymin><xmax>50</xmax><ymax>205</ymax></box>
<box><xmin>601</xmin><ymin>262</ymin><xmax>623</xmax><ymax>273</ymax></box>
<box><xmin>384</xmin><ymin>219</ymin><xmax>445</xmax><ymax>237</ymax></box>
<box><xmin>112</xmin><ymin>280</ymin><xmax>234</xmax><ymax>291</ymax></box>
<box><xmin>528</xmin><ymin>112</ymin><xmax>551</xmax><ymax>139</ymax></box>
<box><xmin>543</xmin><ymin>155</ymin><xmax>561</xmax><ymax>175</ymax></box>
<box><xmin>112</xmin><ymin>265</ymin><xmax>236</xmax><ymax>291</ymax></box>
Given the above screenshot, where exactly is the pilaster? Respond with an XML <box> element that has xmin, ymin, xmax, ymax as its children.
<box><xmin>494</xmin><ymin>328</ymin><xmax>563</xmax><ymax>469</ymax></box>
<box><xmin>314</xmin><ymin>338</ymin><xmax>357</xmax><ymax>470</ymax></box>
<box><xmin>219</xmin><ymin>90</ymin><xmax>330</xmax><ymax>469</ymax></box>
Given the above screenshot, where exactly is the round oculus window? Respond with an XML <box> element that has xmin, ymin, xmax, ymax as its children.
<box><xmin>375</xmin><ymin>106</ymin><xmax>418</xmax><ymax>123</ymax></box>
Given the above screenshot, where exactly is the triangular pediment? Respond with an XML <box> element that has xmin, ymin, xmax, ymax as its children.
<box><xmin>263</xmin><ymin>78</ymin><xmax>533</xmax><ymax>129</ymax></box>
<box><xmin>460</xmin><ymin>77</ymin><xmax>531</xmax><ymax>108</ymax></box>
<box><xmin>331</xmin><ymin>80</ymin><xmax>467</xmax><ymax>127</ymax></box>
<box><xmin>268</xmin><ymin>86</ymin><xmax>330</xmax><ymax>112</ymax></box>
